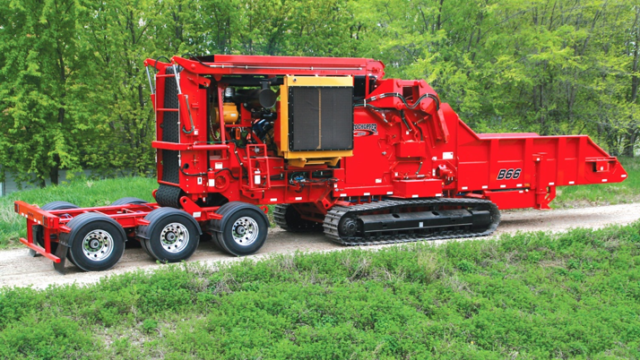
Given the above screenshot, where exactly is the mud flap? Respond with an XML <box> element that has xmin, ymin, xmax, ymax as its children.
<box><xmin>53</xmin><ymin>244</ymin><xmax>69</xmax><ymax>275</ymax></box>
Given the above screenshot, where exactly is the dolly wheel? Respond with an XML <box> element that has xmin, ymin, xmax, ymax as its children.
<box><xmin>142</xmin><ymin>208</ymin><xmax>200</xmax><ymax>263</ymax></box>
<box><xmin>213</xmin><ymin>202</ymin><xmax>269</xmax><ymax>256</ymax></box>
<box><xmin>66</xmin><ymin>213</ymin><xmax>126</xmax><ymax>272</ymax></box>
<box><xmin>30</xmin><ymin>201</ymin><xmax>79</xmax><ymax>257</ymax></box>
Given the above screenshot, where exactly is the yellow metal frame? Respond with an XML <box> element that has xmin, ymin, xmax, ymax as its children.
<box><xmin>279</xmin><ymin>76</ymin><xmax>354</xmax><ymax>167</ymax></box>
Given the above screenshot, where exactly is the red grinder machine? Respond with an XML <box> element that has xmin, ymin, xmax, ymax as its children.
<box><xmin>14</xmin><ymin>54</ymin><xmax>628</xmax><ymax>273</ymax></box>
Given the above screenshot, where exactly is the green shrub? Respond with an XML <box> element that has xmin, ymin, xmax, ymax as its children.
<box><xmin>1</xmin><ymin>223</ymin><xmax>640</xmax><ymax>358</ymax></box>
<box><xmin>141</xmin><ymin>319</ymin><xmax>158</xmax><ymax>334</ymax></box>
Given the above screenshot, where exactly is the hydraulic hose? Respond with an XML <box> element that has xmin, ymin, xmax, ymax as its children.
<box><xmin>355</xmin><ymin>92</ymin><xmax>440</xmax><ymax>111</ymax></box>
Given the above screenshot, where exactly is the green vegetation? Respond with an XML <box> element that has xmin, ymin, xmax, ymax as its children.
<box><xmin>0</xmin><ymin>177</ymin><xmax>156</xmax><ymax>248</ymax></box>
<box><xmin>1</xmin><ymin>0</ymin><xmax>638</xmax><ymax>187</ymax></box>
<box><xmin>1</xmin><ymin>223</ymin><xmax>640</xmax><ymax>358</ymax></box>
<box><xmin>554</xmin><ymin>156</ymin><xmax>640</xmax><ymax>208</ymax></box>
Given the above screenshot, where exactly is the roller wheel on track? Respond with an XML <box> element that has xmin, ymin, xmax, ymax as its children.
<box><xmin>211</xmin><ymin>202</ymin><xmax>269</xmax><ymax>256</ymax></box>
<box><xmin>273</xmin><ymin>204</ymin><xmax>324</xmax><ymax>233</ymax></box>
<box><xmin>138</xmin><ymin>208</ymin><xmax>200</xmax><ymax>263</ymax></box>
<box><xmin>65</xmin><ymin>213</ymin><xmax>127</xmax><ymax>272</ymax></box>
<box><xmin>29</xmin><ymin>201</ymin><xmax>80</xmax><ymax>257</ymax></box>
<box><xmin>110</xmin><ymin>197</ymin><xmax>148</xmax><ymax>206</ymax></box>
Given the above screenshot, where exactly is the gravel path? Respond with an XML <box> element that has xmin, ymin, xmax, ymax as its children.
<box><xmin>1</xmin><ymin>203</ymin><xmax>639</xmax><ymax>289</ymax></box>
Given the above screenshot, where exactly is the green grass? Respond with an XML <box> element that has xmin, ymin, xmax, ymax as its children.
<box><xmin>1</xmin><ymin>224</ymin><xmax>640</xmax><ymax>358</ymax></box>
<box><xmin>0</xmin><ymin>177</ymin><xmax>157</xmax><ymax>248</ymax></box>
<box><xmin>553</xmin><ymin>156</ymin><xmax>640</xmax><ymax>208</ymax></box>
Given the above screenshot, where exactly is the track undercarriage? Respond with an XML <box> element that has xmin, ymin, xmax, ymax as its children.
<box><xmin>323</xmin><ymin>198</ymin><xmax>501</xmax><ymax>246</ymax></box>
<box><xmin>276</xmin><ymin>198</ymin><xmax>501</xmax><ymax>246</ymax></box>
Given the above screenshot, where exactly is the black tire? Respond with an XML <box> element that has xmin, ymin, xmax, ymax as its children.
<box><xmin>212</xmin><ymin>202</ymin><xmax>269</xmax><ymax>256</ymax></box>
<box><xmin>136</xmin><ymin>208</ymin><xmax>172</xmax><ymax>259</ymax></box>
<box><xmin>31</xmin><ymin>201</ymin><xmax>80</xmax><ymax>255</ymax></box>
<box><xmin>140</xmin><ymin>237</ymin><xmax>152</xmax><ymax>256</ymax></box>
<box><xmin>41</xmin><ymin>201</ymin><xmax>80</xmax><ymax>211</ymax></box>
<box><xmin>110</xmin><ymin>197</ymin><xmax>148</xmax><ymax>206</ymax></box>
<box><xmin>273</xmin><ymin>204</ymin><xmax>324</xmax><ymax>233</ymax></box>
<box><xmin>140</xmin><ymin>208</ymin><xmax>200</xmax><ymax>263</ymax></box>
<box><xmin>65</xmin><ymin>213</ymin><xmax>126</xmax><ymax>272</ymax></box>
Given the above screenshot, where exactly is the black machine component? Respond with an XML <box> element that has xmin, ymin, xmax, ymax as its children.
<box><xmin>288</xmin><ymin>86</ymin><xmax>354</xmax><ymax>151</ymax></box>
<box><xmin>312</xmin><ymin>170</ymin><xmax>333</xmax><ymax>179</ymax></box>
<box><xmin>218</xmin><ymin>75</ymin><xmax>284</xmax><ymax>87</ymax></box>
<box><xmin>273</xmin><ymin>204</ymin><xmax>324</xmax><ymax>233</ymax></box>
<box><xmin>288</xmin><ymin>171</ymin><xmax>308</xmax><ymax>185</ymax></box>
<box><xmin>233</xmin><ymin>80</ymin><xmax>279</xmax><ymax>109</ymax></box>
<box><xmin>323</xmin><ymin>198</ymin><xmax>500</xmax><ymax>246</ymax></box>
<box><xmin>157</xmin><ymin>66</ymin><xmax>184</xmax><ymax>208</ymax></box>
<box><xmin>162</xmin><ymin>66</ymin><xmax>180</xmax><ymax>184</ymax></box>
<box><xmin>156</xmin><ymin>184</ymin><xmax>182</xmax><ymax>208</ymax></box>
<box><xmin>353</xmin><ymin>76</ymin><xmax>377</xmax><ymax>98</ymax></box>
<box><xmin>358</xmin><ymin>209</ymin><xmax>492</xmax><ymax>233</ymax></box>
<box><xmin>252</xmin><ymin>118</ymin><xmax>273</xmax><ymax>141</ymax></box>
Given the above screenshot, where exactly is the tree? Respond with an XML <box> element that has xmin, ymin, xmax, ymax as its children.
<box><xmin>0</xmin><ymin>0</ymin><xmax>106</xmax><ymax>186</ymax></box>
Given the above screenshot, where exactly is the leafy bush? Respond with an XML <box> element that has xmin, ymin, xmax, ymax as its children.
<box><xmin>1</xmin><ymin>223</ymin><xmax>640</xmax><ymax>358</ymax></box>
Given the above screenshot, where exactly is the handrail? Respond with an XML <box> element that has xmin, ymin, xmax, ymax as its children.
<box><xmin>152</xmin><ymin>141</ymin><xmax>229</xmax><ymax>151</ymax></box>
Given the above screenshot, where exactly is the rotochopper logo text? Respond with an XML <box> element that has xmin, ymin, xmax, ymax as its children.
<box><xmin>354</xmin><ymin>123</ymin><xmax>378</xmax><ymax>137</ymax></box>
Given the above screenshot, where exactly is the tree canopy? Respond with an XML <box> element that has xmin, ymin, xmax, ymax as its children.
<box><xmin>0</xmin><ymin>0</ymin><xmax>638</xmax><ymax>186</ymax></box>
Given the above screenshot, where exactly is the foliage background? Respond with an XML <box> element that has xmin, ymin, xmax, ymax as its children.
<box><xmin>0</xmin><ymin>0</ymin><xmax>638</xmax><ymax>186</ymax></box>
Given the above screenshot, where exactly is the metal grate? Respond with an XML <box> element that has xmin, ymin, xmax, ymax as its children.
<box><xmin>288</xmin><ymin>86</ymin><xmax>353</xmax><ymax>152</ymax></box>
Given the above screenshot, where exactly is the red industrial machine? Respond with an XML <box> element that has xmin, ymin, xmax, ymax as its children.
<box><xmin>15</xmin><ymin>54</ymin><xmax>627</xmax><ymax>273</ymax></box>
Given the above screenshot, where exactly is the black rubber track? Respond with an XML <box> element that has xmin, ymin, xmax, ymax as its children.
<box><xmin>323</xmin><ymin>198</ymin><xmax>501</xmax><ymax>246</ymax></box>
<box><xmin>273</xmin><ymin>204</ymin><xmax>324</xmax><ymax>233</ymax></box>
<box><xmin>156</xmin><ymin>184</ymin><xmax>182</xmax><ymax>208</ymax></box>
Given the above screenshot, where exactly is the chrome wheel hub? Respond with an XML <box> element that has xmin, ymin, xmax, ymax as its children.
<box><xmin>160</xmin><ymin>223</ymin><xmax>189</xmax><ymax>253</ymax></box>
<box><xmin>82</xmin><ymin>230</ymin><xmax>114</xmax><ymax>261</ymax></box>
<box><xmin>232</xmin><ymin>217</ymin><xmax>259</xmax><ymax>246</ymax></box>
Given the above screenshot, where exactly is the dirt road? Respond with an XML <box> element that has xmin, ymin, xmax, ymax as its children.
<box><xmin>1</xmin><ymin>203</ymin><xmax>639</xmax><ymax>289</ymax></box>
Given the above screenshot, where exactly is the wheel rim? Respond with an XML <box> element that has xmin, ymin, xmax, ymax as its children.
<box><xmin>232</xmin><ymin>216</ymin><xmax>259</xmax><ymax>246</ymax></box>
<box><xmin>82</xmin><ymin>230</ymin><xmax>115</xmax><ymax>261</ymax></box>
<box><xmin>160</xmin><ymin>222</ymin><xmax>190</xmax><ymax>253</ymax></box>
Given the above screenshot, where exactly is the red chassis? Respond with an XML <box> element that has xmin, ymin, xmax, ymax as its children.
<box><xmin>15</xmin><ymin>54</ymin><xmax>627</xmax><ymax>273</ymax></box>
